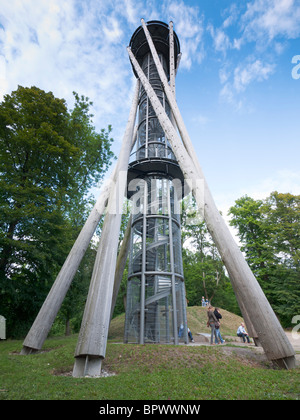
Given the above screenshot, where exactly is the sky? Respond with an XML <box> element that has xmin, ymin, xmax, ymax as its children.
<box><xmin>1</xmin><ymin>0</ymin><xmax>300</xmax><ymax>235</ymax></box>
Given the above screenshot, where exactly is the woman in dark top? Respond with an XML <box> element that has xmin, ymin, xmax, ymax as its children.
<box><xmin>207</xmin><ymin>306</ymin><xmax>218</xmax><ymax>345</ymax></box>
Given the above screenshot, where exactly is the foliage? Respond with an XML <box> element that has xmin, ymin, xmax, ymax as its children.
<box><xmin>181</xmin><ymin>194</ymin><xmax>239</xmax><ymax>314</ymax></box>
<box><xmin>228</xmin><ymin>192</ymin><xmax>300</xmax><ymax>327</ymax></box>
<box><xmin>51</xmin><ymin>243</ymin><xmax>98</xmax><ymax>336</ymax></box>
<box><xmin>0</xmin><ymin>86</ymin><xmax>115</xmax><ymax>337</ymax></box>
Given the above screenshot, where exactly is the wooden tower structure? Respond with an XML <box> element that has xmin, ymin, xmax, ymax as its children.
<box><xmin>21</xmin><ymin>20</ymin><xmax>296</xmax><ymax>376</ymax></box>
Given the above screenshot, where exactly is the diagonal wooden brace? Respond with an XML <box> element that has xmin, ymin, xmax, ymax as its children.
<box><xmin>21</xmin><ymin>81</ymin><xmax>140</xmax><ymax>356</ymax></box>
<box><xmin>127</xmin><ymin>41</ymin><xmax>296</xmax><ymax>368</ymax></box>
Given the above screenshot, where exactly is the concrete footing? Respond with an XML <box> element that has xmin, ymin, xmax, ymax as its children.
<box><xmin>72</xmin><ymin>355</ymin><xmax>103</xmax><ymax>378</ymax></box>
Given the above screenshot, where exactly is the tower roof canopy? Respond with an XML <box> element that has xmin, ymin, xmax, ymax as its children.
<box><xmin>129</xmin><ymin>20</ymin><xmax>180</xmax><ymax>78</ymax></box>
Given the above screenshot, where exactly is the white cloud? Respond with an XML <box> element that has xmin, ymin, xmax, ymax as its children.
<box><xmin>210</xmin><ymin>0</ymin><xmax>300</xmax><ymax>56</ymax></box>
<box><xmin>191</xmin><ymin>113</ymin><xmax>211</xmax><ymax>125</ymax></box>
<box><xmin>164</xmin><ymin>0</ymin><xmax>204</xmax><ymax>69</ymax></box>
<box><xmin>233</xmin><ymin>59</ymin><xmax>275</xmax><ymax>92</ymax></box>
<box><xmin>219</xmin><ymin>67</ymin><xmax>230</xmax><ymax>84</ymax></box>
<box><xmin>219</xmin><ymin>58</ymin><xmax>275</xmax><ymax>108</ymax></box>
<box><xmin>207</xmin><ymin>0</ymin><xmax>300</xmax><ymax>109</ymax></box>
<box><xmin>219</xmin><ymin>83</ymin><xmax>237</xmax><ymax>107</ymax></box>
<box><xmin>232</xmin><ymin>38</ymin><xmax>243</xmax><ymax>50</ymax></box>
<box><xmin>207</xmin><ymin>4</ymin><xmax>243</xmax><ymax>55</ymax></box>
<box><xmin>0</xmin><ymin>0</ymin><xmax>137</xmax><ymax>147</ymax></box>
<box><xmin>215</xmin><ymin>169</ymin><xmax>300</xmax><ymax>214</ymax></box>
<box><xmin>242</xmin><ymin>0</ymin><xmax>300</xmax><ymax>43</ymax></box>
<box><xmin>245</xmin><ymin>170</ymin><xmax>300</xmax><ymax>200</ymax></box>
<box><xmin>102</xmin><ymin>17</ymin><xmax>123</xmax><ymax>43</ymax></box>
<box><xmin>208</xmin><ymin>25</ymin><xmax>230</xmax><ymax>54</ymax></box>
<box><xmin>0</xmin><ymin>0</ymin><xmax>207</xmax><ymax>147</ymax></box>
<box><xmin>122</xmin><ymin>0</ymin><xmax>139</xmax><ymax>25</ymax></box>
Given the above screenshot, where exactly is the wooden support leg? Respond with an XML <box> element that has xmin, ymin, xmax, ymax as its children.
<box><xmin>72</xmin><ymin>82</ymin><xmax>139</xmax><ymax>377</ymax></box>
<box><xmin>21</xmin><ymin>81</ymin><xmax>139</xmax><ymax>356</ymax></box>
<box><xmin>73</xmin><ymin>355</ymin><xmax>103</xmax><ymax>378</ymax></box>
<box><xmin>110</xmin><ymin>215</ymin><xmax>132</xmax><ymax>322</ymax></box>
<box><xmin>20</xmin><ymin>178</ymin><xmax>114</xmax><ymax>355</ymax></box>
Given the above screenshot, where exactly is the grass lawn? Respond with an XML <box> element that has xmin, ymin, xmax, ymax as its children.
<box><xmin>1</xmin><ymin>333</ymin><xmax>299</xmax><ymax>400</ymax></box>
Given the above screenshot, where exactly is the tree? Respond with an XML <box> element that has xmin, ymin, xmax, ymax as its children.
<box><xmin>181</xmin><ymin>194</ymin><xmax>237</xmax><ymax>312</ymax></box>
<box><xmin>54</xmin><ymin>243</ymin><xmax>98</xmax><ymax>336</ymax></box>
<box><xmin>0</xmin><ymin>86</ymin><xmax>114</xmax><ymax>337</ymax></box>
<box><xmin>228</xmin><ymin>192</ymin><xmax>300</xmax><ymax>327</ymax></box>
<box><xmin>263</xmin><ymin>192</ymin><xmax>300</xmax><ymax>325</ymax></box>
<box><xmin>228</xmin><ymin>195</ymin><xmax>275</xmax><ymax>290</ymax></box>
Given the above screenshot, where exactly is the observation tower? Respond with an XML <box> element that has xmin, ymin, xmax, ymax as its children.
<box><xmin>124</xmin><ymin>21</ymin><xmax>188</xmax><ymax>345</ymax></box>
<box><xmin>21</xmin><ymin>19</ymin><xmax>296</xmax><ymax>377</ymax></box>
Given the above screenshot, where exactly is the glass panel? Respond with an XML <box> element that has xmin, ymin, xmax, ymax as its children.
<box><xmin>130</xmin><ymin>179</ymin><xmax>146</xmax><ymax>218</ymax></box>
<box><xmin>172</xmin><ymin>221</ymin><xmax>183</xmax><ymax>275</ymax></box>
<box><xmin>138</xmin><ymin>121</ymin><xmax>146</xmax><ymax>147</ymax></box>
<box><xmin>139</xmin><ymin>99</ymin><xmax>147</xmax><ymax>123</ymax></box>
<box><xmin>148</xmin><ymin>118</ymin><xmax>164</xmax><ymax>143</ymax></box>
<box><xmin>130</xmin><ymin>220</ymin><xmax>143</xmax><ymax>274</ymax></box>
<box><xmin>133</xmin><ymin>53</ymin><xmax>174</xmax><ymax>162</ymax></box>
<box><xmin>124</xmin><ymin>275</ymin><xmax>141</xmax><ymax>343</ymax></box>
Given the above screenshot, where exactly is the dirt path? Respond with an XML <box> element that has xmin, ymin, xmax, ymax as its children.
<box><xmin>187</xmin><ymin>331</ymin><xmax>300</xmax><ymax>368</ymax></box>
<box><xmin>285</xmin><ymin>331</ymin><xmax>300</xmax><ymax>351</ymax></box>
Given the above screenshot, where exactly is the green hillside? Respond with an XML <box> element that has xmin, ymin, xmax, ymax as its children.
<box><xmin>108</xmin><ymin>306</ymin><xmax>243</xmax><ymax>341</ymax></box>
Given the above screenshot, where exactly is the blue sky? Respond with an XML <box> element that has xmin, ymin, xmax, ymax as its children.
<box><xmin>1</xmin><ymin>0</ymin><xmax>300</xmax><ymax>229</ymax></box>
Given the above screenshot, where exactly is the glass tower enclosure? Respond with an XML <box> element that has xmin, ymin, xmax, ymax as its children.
<box><xmin>133</xmin><ymin>53</ymin><xmax>176</xmax><ymax>162</ymax></box>
<box><xmin>125</xmin><ymin>175</ymin><xmax>187</xmax><ymax>344</ymax></box>
<box><xmin>125</xmin><ymin>47</ymin><xmax>188</xmax><ymax>345</ymax></box>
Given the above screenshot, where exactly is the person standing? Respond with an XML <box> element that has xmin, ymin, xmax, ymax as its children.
<box><xmin>207</xmin><ymin>306</ymin><xmax>218</xmax><ymax>345</ymax></box>
<box><xmin>214</xmin><ymin>307</ymin><xmax>225</xmax><ymax>344</ymax></box>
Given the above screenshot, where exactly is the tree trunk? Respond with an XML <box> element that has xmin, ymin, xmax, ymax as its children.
<box><xmin>65</xmin><ymin>319</ymin><xmax>71</xmax><ymax>336</ymax></box>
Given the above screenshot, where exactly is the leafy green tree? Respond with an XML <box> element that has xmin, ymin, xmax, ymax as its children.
<box><xmin>263</xmin><ymin>192</ymin><xmax>300</xmax><ymax>325</ymax></box>
<box><xmin>228</xmin><ymin>195</ymin><xmax>275</xmax><ymax>291</ymax></box>
<box><xmin>52</xmin><ymin>243</ymin><xmax>98</xmax><ymax>336</ymax></box>
<box><xmin>228</xmin><ymin>192</ymin><xmax>300</xmax><ymax>327</ymax></box>
<box><xmin>181</xmin><ymin>194</ymin><xmax>238</xmax><ymax>313</ymax></box>
<box><xmin>0</xmin><ymin>86</ymin><xmax>114</xmax><ymax>337</ymax></box>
